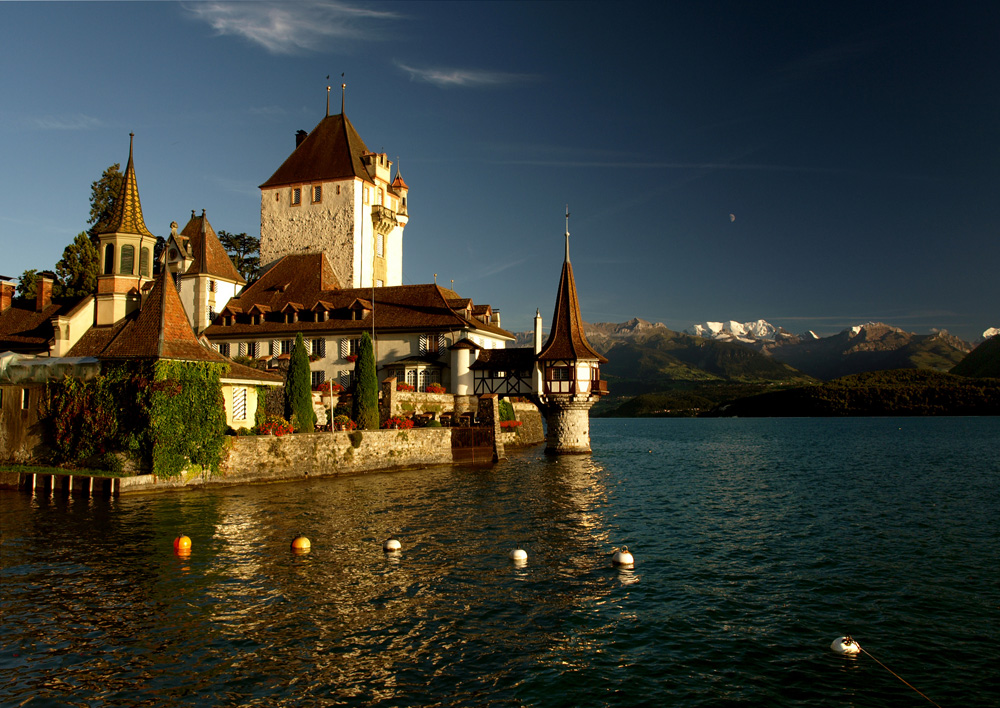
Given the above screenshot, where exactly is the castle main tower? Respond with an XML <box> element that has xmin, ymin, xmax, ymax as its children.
<box><xmin>535</xmin><ymin>212</ymin><xmax>608</xmax><ymax>454</ymax></box>
<box><xmin>258</xmin><ymin>92</ymin><xmax>408</xmax><ymax>289</ymax></box>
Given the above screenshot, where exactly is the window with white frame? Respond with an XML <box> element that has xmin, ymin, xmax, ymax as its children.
<box><xmin>311</xmin><ymin>338</ymin><xmax>325</xmax><ymax>358</ymax></box>
<box><xmin>219</xmin><ymin>343</ymin><xmax>231</xmax><ymax>357</ymax></box>
<box><xmin>311</xmin><ymin>370</ymin><xmax>326</xmax><ymax>388</ymax></box>
<box><xmin>247</xmin><ymin>342</ymin><xmax>258</xmax><ymax>358</ymax></box>
<box><xmin>281</xmin><ymin>339</ymin><xmax>292</xmax><ymax>354</ymax></box>
<box><xmin>376</xmin><ymin>233</ymin><xmax>384</xmax><ymax>257</ymax></box>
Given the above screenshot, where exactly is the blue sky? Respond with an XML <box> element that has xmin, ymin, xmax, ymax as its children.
<box><xmin>2</xmin><ymin>1</ymin><xmax>997</xmax><ymax>342</ymax></box>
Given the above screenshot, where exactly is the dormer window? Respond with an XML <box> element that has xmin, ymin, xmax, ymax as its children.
<box><xmin>312</xmin><ymin>185</ymin><xmax>322</xmax><ymax>203</ymax></box>
<box><xmin>292</xmin><ymin>188</ymin><xmax>301</xmax><ymax>206</ymax></box>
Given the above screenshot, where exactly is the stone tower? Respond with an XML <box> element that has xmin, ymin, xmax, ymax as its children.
<box><xmin>258</xmin><ymin>96</ymin><xmax>408</xmax><ymax>289</ymax></box>
<box><xmin>535</xmin><ymin>213</ymin><xmax>608</xmax><ymax>454</ymax></box>
<box><xmin>95</xmin><ymin>134</ymin><xmax>157</xmax><ymax>326</ymax></box>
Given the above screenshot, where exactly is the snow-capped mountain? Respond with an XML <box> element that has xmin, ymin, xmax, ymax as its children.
<box><xmin>982</xmin><ymin>327</ymin><xmax>999</xmax><ymax>340</ymax></box>
<box><xmin>685</xmin><ymin>319</ymin><xmax>810</xmax><ymax>347</ymax></box>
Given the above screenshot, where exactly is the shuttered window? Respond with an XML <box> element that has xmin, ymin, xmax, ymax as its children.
<box><xmin>233</xmin><ymin>387</ymin><xmax>247</xmax><ymax>422</ymax></box>
<box><xmin>120</xmin><ymin>245</ymin><xmax>135</xmax><ymax>275</ymax></box>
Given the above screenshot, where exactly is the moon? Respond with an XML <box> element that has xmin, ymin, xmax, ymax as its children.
<box><xmin>729</xmin><ymin>213</ymin><xmax>736</xmax><ymax>222</ymax></box>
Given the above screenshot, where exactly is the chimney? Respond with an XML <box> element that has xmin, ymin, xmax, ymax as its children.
<box><xmin>36</xmin><ymin>274</ymin><xmax>55</xmax><ymax>312</ymax></box>
<box><xmin>295</xmin><ymin>130</ymin><xmax>308</xmax><ymax>148</ymax></box>
<box><xmin>0</xmin><ymin>280</ymin><xmax>13</xmax><ymax>313</ymax></box>
<box><xmin>534</xmin><ymin>309</ymin><xmax>543</xmax><ymax>354</ymax></box>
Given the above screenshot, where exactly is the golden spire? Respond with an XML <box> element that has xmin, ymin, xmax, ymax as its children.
<box><xmin>100</xmin><ymin>133</ymin><xmax>154</xmax><ymax>238</ymax></box>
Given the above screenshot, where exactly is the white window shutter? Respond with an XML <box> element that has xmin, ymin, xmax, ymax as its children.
<box><xmin>340</xmin><ymin>371</ymin><xmax>351</xmax><ymax>388</ymax></box>
<box><xmin>271</xmin><ymin>339</ymin><xmax>280</xmax><ymax>356</ymax></box>
<box><xmin>419</xmin><ymin>334</ymin><xmax>427</xmax><ymax>355</ymax></box>
<box><xmin>340</xmin><ymin>338</ymin><xmax>349</xmax><ymax>358</ymax></box>
<box><xmin>437</xmin><ymin>333</ymin><xmax>446</xmax><ymax>351</ymax></box>
<box><xmin>238</xmin><ymin>342</ymin><xmax>247</xmax><ymax>357</ymax></box>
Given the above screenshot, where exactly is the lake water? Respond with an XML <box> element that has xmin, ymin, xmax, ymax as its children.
<box><xmin>1</xmin><ymin>417</ymin><xmax>997</xmax><ymax>707</ymax></box>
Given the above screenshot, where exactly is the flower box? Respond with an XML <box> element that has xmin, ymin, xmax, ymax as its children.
<box><xmin>499</xmin><ymin>420</ymin><xmax>523</xmax><ymax>429</ymax></box>
<box><xmin>426</xmin><ymin>383</ymin><xmax>446</xmax><ymax>394</ymax></box>
<box><xmin>396</xmin><ymin>382</ymin><xmax>415</xmax><ymax>392</ymax></box>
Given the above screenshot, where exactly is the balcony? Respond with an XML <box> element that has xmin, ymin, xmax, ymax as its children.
<box><xmin>371</xmin><ymin>205</ymin><xmax>398</xmax><ymax>235</ymax></box>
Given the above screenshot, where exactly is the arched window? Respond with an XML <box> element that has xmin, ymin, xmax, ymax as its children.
<box><xmin>139</xmin><ymin>247</ymin><xmax>150</xmax><ymax>276</ymax></box>
<box><xmin>120</xmin><ymin>245</ymin><xmax>135</xmax><ymax>275</ymax></box>
<box><xmin>104</xmin><ymin>244</ymin><xmax>115</xmax><ymax>275</ymax></box>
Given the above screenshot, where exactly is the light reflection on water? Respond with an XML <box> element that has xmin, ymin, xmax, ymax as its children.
<box><xmin>2</xmin><ymin>417</ymin><xmax>998</xmax><ymax>706</ymax></box>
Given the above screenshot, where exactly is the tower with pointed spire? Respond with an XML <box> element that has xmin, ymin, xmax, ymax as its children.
<box><xmin>95</xmin><ymin>134</ymin><xmax>157</xmax><ymax>326</ymax></box>
<box><xmin>258</xmin><ymin>89</ymin><xmax>409</xmax><ymax>289</ymax></box>
<box><xmin>535</xmin><ymin>210</ymin><xmax>608</xmax><ymax>453</ymax></box>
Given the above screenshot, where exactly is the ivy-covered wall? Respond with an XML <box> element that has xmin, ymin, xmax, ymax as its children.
<box><xmin>150</xmin><ymin>361</ymin><xmax>227</xmax><ymax>479</ymax></box>
<box><xmin>42</xmin><ymin>360</ymin><xmax>228</xmax><ymax>479</ymax></box>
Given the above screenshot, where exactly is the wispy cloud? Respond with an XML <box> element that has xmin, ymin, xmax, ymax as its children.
<box><xmin>475</xmin><ymin>258</ymin><xmax>529</xmax><ymax>280</ymax></box>
<box><xmin>184</xmin><ymin>1</ymin><xmax>399</xmax><ymax>55</ymax></box>
<box><xmin>27</xmin><ymin>114</ymin><xmax>103</xmax><ymax>131</ymax></box>
<box><xmin>396</xmin><ymin>62</ymin><xmax>538</xmax><ymax>88</ymax></box>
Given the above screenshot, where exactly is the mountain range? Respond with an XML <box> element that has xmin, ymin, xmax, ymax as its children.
<box><xmin>515</xmin><ymin>317</ymin><xmax>998</xmax><ymax>415</ymax></box>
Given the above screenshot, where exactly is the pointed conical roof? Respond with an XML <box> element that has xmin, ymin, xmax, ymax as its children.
<box><xmin>260</xmin><ymin>112</ymin><xmax>374</xmax><ymax>188</ymax></box>
<box><xmin>101</xmin><ymin>268</ymin><xmax>229</xmax><ymax>362</ymax></box>
<box><xmin>179</xmin><ymin>211</ymin><xmax>245</xmax><ymax>284</ymax></box>
<box><xmin>537</xmin><ymin>232</ymin><xmax>606</xmax><ymax>363</ymax></box>
<box><xmin>99</xmin><ymin>133</ymin><xmax>154</xmax><ymax>238</ymax></box>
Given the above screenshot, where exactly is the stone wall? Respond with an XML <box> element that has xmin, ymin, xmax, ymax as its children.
<box><xmin>217</xmin><ymin>428</ymin><xmax>453</xmax><ymax>485</ymax></box>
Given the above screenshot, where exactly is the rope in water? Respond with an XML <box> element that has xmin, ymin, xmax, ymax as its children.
<box><xmin>857</xmin><ymin>644</ymin><xmax>943</xmax><ymax>708</ymax></box>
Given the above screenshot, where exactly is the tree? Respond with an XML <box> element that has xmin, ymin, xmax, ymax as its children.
<box><xmin>284</xmin><ymin>333</ymin><xmax>315</xmax><ymax>433</ymax></box>
<box><xmin>352</xmin><ymin>331</ymin><xmax>379</xmax><ymax>430</ymax></box>
<box><xmin>88</xmin><ymin>164</ymin><xmax>124</xmax><ymax>242</ymax></box>
<box><xmin>218</xmin><ymin>230</ymin><xmax>260</xmax><ymax>282</ymax></box>
<box><xmin>55</xmin><ymin>232</ymin><xmax>99</xmax><ymax>299</ymax></box>
<box><xmin>16</xmin><ymin>269</ymin><xmax>38</xmax><ymax>300</ymax></box>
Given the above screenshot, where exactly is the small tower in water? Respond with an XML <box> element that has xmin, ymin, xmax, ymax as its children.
<box><xmin>535</xmin><ymin>209</ymin><xmax>608</xmax><ymax>453</ymax></box>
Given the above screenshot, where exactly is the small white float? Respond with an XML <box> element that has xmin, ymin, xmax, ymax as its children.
<box><xmin>509</xmin><ymin>547</ymin><xmax>528</xmax><ymax>562</ymax></box>
<box><xmin>612</xmin><ymin>546</ymin><xmax>634</xmax><ymax>568</ymax></box>
<box><xmin>383</xmin><ymin>536</ymin><xmax>402</xmax><ymax>553</ymax></box>
<box><xmin>831</xmin><ymin>636</ymin><xmax>860</xmax><ymax>655</ymax></box>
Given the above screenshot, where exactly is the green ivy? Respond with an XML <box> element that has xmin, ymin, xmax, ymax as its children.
<box><xmin>150</xmin><ymin>361</ymin><xmax>227</xmax><ymax>479</ymax></box>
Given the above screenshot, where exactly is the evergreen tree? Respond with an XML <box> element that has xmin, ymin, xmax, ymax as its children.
<box><xmin>87</xmin><ymin>164</ymin><xmax>123</xmax><ymax>242</ymax></box>
<box><xmin>56</xmin><ymin>232</ymin><xmax>99</xmax><ymax>298</ymax></box>
<box><xmin>16</xmin><ymin>269</ymin><xmax>38</xmax><ymax>300</ymax></box>
<box><xmin>284</xmin><ymin>333</ymin><xmax>315</xmax><ymax>433</ymax></box>
<box><xmin>218</xmin><ymin>230</ymin><xmax>261</xmax><ymax>282</ymax></box>
<box><xmin>352</xmin><ymin>331</ymin><xmax>379</xmax><ymax>430</ymax></box>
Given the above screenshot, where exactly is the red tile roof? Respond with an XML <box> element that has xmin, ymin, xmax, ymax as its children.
<box><xmin>260</xmin><ymin>112</ymin><xmax>375</xmax><ymax>189</ymax></box>
<box><xmin>178</xmin><ymin>212</ymin><xmax>245</xmax><ymax>284</ymax></box>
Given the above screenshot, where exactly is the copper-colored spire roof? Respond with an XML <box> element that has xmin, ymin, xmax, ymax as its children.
<box><xmin>391</xmin><ymin>170</ymin><xmax>408</xmax><ymax>190</ymax></box>
<box><xmin>179</xmin><ymin>210</ymin><xmax>245</xmax><ymax>284</ymax></box>
<box><xmin>260</xmin><ymin>112</ymin><xmax>374</xmax><ymax>189</ymax></box>
<box><xmin>99</xmin><ymin>133</ymin><xmax>154</xmax><ymax>238</ymax></box>
<box><xmin>537</xmin><ymin>223</ymin><xmax>607</xmax><ymax>363</ymax></box>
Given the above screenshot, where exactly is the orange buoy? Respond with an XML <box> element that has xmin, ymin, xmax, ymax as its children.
<box><xmin>173</xmin><ymin>535</ymin><xmax>192</xmax><ymax>552</ymax></box>
<box><xmin>290</xmin><ymin>535</ymin><xmax>311</xmax><ymax>553</ymax></box>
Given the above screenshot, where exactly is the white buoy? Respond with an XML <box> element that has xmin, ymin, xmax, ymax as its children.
<box><xmin>509</xmin><ymin>547</ymin><xmax>528</xmax><ymax>562</ymax></box>
<box><xmin>383</xmin><ymin>536</ymin><xmax>401</xmax><ymax>553</ymax></box>
<box><xmin>612</xmin><ymin>546</ymin><xmax>634</xmax><ymax>568</ymax></box>
<box><xmin>831</xmin><ymin>636</ymin><xmax>860</xmax><ymax>654</ymax></box>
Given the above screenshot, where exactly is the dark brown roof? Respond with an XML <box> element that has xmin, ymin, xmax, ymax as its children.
<box><xmin>260</xmin><ymin>113</ymin><xmax>374</xmax><ymax>189</ymax></box>
<box><xmin>469</xmin><ymin>347</ymin><xmax>536</xmax><ymax>371</ymax></box>
<box><xmin>537</xmin><ymin>247</ymin><xmax>606</xmax><ymax>363</ymax></box>
<box><xmin>0</xmin><ymin>298</ymin><xmax>83</xmax><ymax>353</ymax></box>
<box><xmin>204</xmin><ymin>254</ymin><xmax>513</xmax><ymax>340</ymax></box>
<box><xmin>178</xmin><ymin>212</ymin><xmax>245</xmax><ymax>284</ymax></box>
<box><xmin>97</xmin><ymin>134</ymin><xmax>154</xmax><ymax>239</ymax></box>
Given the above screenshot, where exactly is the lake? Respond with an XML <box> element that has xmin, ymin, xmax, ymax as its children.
<box><xmin>1</xmin><ymin>417</ymin><xmax>997</xmax><ymax>706</ymax></box>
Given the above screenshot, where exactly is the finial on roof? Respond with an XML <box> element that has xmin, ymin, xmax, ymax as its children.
<box><xmin>564</xmin><ymin>205</ymin><xmax>571</xmax><ymax>263</ymax></box>
<box><xmin>326</xmin><ymin>75</ymin><xmax>331</xmax><ymax>116</ymax></box>
<box><xmin>341</xmin><ymin>81</ymin><xmax>346</xmax><ymax>114</ymax></box>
